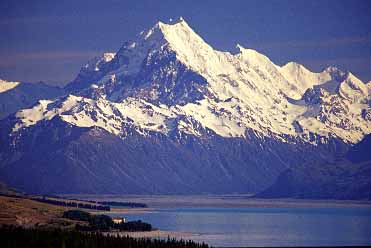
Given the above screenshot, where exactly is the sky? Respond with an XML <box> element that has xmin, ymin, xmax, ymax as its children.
<box><xmin>0</xmin><ymin>0</ymin><xmax>370</xmax><ymax>86</ymax></box>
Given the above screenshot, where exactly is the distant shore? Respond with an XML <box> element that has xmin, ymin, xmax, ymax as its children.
<box><xmin>92</xmin><ymin>207</ymin><xmax>154</xmax><ymax>215</ymax></box>
<box><xmin>63</xmin><ymin>194</ymin><xmax>371</xmax><ymax>210</ymax></box>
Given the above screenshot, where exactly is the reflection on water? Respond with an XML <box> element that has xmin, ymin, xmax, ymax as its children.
<box><xmin>109</xmin><ymin>207</ymin><xmax>371</xmax><ymax>247</ymax></box>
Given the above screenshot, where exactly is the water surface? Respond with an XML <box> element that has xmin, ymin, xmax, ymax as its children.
<box><xmin>110</xmin><ymin>206</ymin><xmax>371</xmax><ymax>247</ymax></box>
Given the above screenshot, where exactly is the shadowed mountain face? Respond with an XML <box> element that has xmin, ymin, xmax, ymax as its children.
<box><xmin>0</xmin><ymin>18</ymin><xmax>370</xmax><ymax>196</ymax></box>
<box><xmin>347</xmin><ymin>134</ymin><xmax>371</xmax><ymax>163</ymax></box>
<box><xmin>0</xmin><ymin>80</ymin><xmax>64</xmax><ymax>120</ymax></box>
<box><xmin>0</xmin><ymin>116</ymin><xmax>347</xmax><ymax>194</ymax></box>
<box><xmin>257</xmin><ymin>134</ymin><xmax>371</xmax><ymax>200</ymax></box>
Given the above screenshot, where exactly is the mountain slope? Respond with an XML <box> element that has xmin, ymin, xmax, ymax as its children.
<box><xmin>0</xmin><ymin>79</ymin><xmax>65</xmax><ymax>119</ymax></box>
<box><xmin>347</xmin><ymin>134</ymin><xmax>371</xmax><ymax>163</ymax></box>
<box><xmin>257</xmin><ymin>134</ymin><xmax>371</xmax><ymax>200</ymax></box>
<box><xmin>0</xmin><ymin>18</ymin><xmax>370</xmax><ymax>195</ymax></box>
<box><xmin>0</xmin><ymin>114</ymin><xmax>347</xmax><ymax>194</ymax></box>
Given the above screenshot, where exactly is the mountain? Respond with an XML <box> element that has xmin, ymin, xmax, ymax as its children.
<box><xmin>0</xmin><ymin>18</ymin><xmax>370</xmax><ymax>196</ymax></box>
<box><xmin>64</xmin><ymin>53</ymin><xmax>116</xmax><ymax>93</ymax></box>
<box><xmin>0</xmin><ymin>79</ymin><xmax>65</xmax><ymax>119</ymax></box>
<box><xmin>257</xmin><ymin>134</ymin><xmax>371</xmax><ymax>200</ymax></box>
<box><xmin>346</xmin><ymin>134</ymin><xmax>371</xmax><ymax>163</ymax></box>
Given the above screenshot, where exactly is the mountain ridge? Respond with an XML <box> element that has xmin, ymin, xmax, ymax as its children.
<box><xmin>14</xmin><ymin>18</ymin><xmax>370</xmax><ymax>144</ymax></box>
<box><xmin>0</xmin><ymin>79</ymin><xmax>64</xmax><ymax>120</ymax></box>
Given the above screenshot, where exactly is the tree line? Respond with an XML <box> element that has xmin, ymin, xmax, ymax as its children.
<box><xmin>63</xmin><ymin>210</ymin><xmax>152</xmax><ymax>232</ymax></box>
<box><xmin>0</xmin><ymin>225</ymin><xmax>210</xmax><ymax>248</ymax></box>
<box><xmin>33</xmin><ymin>197</ymin><xmax>111</xmax><ymax>211</ymax></box>
<box><xmin>38</xmin><ymin>195</ymin><xmax>148</xmax><ymax>208</ymax></box>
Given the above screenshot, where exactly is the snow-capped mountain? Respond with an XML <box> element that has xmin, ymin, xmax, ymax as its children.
<box><xmin>0</xmin><ymin>18</ymin><xmax>370</xmax><ymax>196</ymax></box>
<box><xmin>16</xmin><ymin>18</ymin><xmax>371</xmax><ymax>143</ymax></box>
<box><xmin>0</xmin><ymin>79</ymin><xmax>64</xmax><ymax>119</ymax></box>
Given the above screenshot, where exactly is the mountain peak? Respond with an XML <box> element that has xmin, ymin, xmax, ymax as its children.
<box><xmin>338</xmin><ymin>71</ymin><xmax>369</xmax><ymax>102</ymax></box>
<box><xmin>0</xmin><ymin>78</ymin><xmax>20</xmax><ymax>93</ymax></box>
<box><xmin>157</xmin><ymin>16</ymin><xmax>189</xmax><ymax>28</ymax></box>
<box><xmin>121</xmin><ymin>17</ymin><xmax>215</xmax><ymax>76</ymax></box>
<box><xmin>159</xmin><ymin>16</ymin><xmax>186</xmax><ymax>25</ymax></box>
<box><xmin>157</xmin><ymin>17</ymin><xmax>206</xmax><ymax>47</ymax></box>
<box><xmin>282</xmin><ymin>61</ymin><xmax>305</xmax><ymax>70</ymax></box>
<box><xmin>323</xmin><ymin>65</ymin><xmax>340</xmax><ymax>73</ymax></box>
<box><xmin>138</xmin><ymin>17</ymin><xmax>194</xmax><ymax>42</ymax></box>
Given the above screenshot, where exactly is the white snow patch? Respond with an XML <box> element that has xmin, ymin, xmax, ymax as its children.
<box><xmin>0</xmin><ymin>79</ymin><xmax>20</xmax><ymax>93</ymax></box>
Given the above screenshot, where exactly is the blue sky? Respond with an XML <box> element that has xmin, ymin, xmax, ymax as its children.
<box><xmin>0</xmin><ymin>0</ymin><xmax>370</xmax><ymax>85</ymax></box>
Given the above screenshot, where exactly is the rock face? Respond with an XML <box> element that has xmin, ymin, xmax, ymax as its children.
<box><xmin>0</xmin><ymin>18</ymin><xmax>370</xmax><ymax>196</ymax></box>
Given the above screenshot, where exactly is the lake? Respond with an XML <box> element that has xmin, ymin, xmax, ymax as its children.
<box><xmin>109</xmin><ymin>205</ymin><xmax>371</xmax><ymax>247</ymax></box>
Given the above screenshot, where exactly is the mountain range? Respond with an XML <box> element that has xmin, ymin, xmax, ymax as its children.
<box><xmin>0</xmin><ymin>18</ymin><xmax>370</xmax><ymax>198</ymax></box>
<box><xmin>0</xmin><ymin>79</ymin><xmax>64</xmax><ymax>120</ymax></box>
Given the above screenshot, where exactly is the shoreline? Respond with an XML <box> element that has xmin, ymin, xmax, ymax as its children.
<box><xmin>90</xmin><ymin>207</ymin><xmax>155</xmax><ymax>215</ymax></box>
<box><xmin>105</xmin><ymin>230</ymin><xmax>198</xmax><ymax>239</ymax></box>
<box><xmin>66</xmin><ymin>194</ymin><xmax>371</xmax><ymax>210</ymax></box>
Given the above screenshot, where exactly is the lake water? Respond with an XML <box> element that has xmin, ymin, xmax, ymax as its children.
<box><xmin>110</xmin><ymin>206</ymin><xmax>371</xmax><ymax>247</ymax></box>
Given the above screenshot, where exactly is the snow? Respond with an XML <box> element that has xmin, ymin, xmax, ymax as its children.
<box><xmin>0</xmin><ymin>79</ymin><xmax>20</xmax><ymax>93</ymax></box>
<box><xmin>10</xmin><ymin>18</ymin><xmax>371</xmax><ymax>144</ymax></box>
<box><xmin>338</xmin><ymin>72</ymin><xmax>369</xmax><ymax>103</ymax></box>
<box><xmin>84</xmin><ymin>53</ymin><xmax>115</xmax><ymax>72</ymax></box>
<box><xmin>278</xmin><ymin>63</ymin><xmax>345</xmax><ymax>99</ymax></box>
<box><xmin>14</xmin><ymin>94</ymin><xmax>177</xmax><ymax>137</ymax></box>
<box><xmin>13</xmin><ymin>96</ymin><xmax>82</xmax><ymax>131</ymax></box>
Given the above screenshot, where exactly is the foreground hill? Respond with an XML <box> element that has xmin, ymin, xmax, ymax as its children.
<box><xmin>0</xmin><ymin>195</ymin><xmax>71</xmax><ymax>227</ymax></box>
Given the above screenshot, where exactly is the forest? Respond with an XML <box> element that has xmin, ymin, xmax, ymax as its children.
<box><xmin>0</xmin><ymin>226</ymin><xmax>209</xmax><ymax>248</ymax></box>
<box><xmin>63</xmin><ymin>210</ymin><xmax>152</xmax><ymax>232</ymax></box>
<box><xmin>34</xmin><ymin>197</ymin><xmax>111</xmax><ymax>211</ymax></box>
